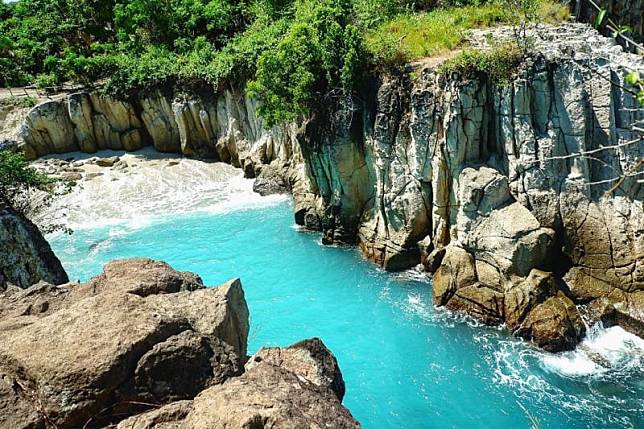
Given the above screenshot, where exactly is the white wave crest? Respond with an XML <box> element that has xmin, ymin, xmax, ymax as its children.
<box><xmin>541</xmin><ymin>323</ymin><xmax>644</xmax><ymax>377</ymax></box>
<box><xmin>40</xmin><ymin>150</ymin><xmax>289</xmax><ymax>230</ymax></box>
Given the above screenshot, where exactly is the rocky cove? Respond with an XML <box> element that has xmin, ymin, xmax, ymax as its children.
<box><xmin>0</xmin><ymin>22</ymin><xmax>643</xmax><ymax>428</ymax></box>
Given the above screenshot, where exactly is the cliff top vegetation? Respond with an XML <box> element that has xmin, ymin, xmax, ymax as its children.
<box><xmin>0</xmin><ymin>0</ymin><xmax>567</xmax><ymax>125</ymax></box>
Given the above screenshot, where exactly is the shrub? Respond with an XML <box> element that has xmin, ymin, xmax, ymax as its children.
<box><xmin>0</xmin><ymin>96</ymin><xmax>37</xmax><ymax>108</ymax></box>
<box><xmin>0</xmin><ymin>149</ymin><xmax>52</xmax><ymax>207</ymax></box>
<box><xmin>34</xmin><ymin>73</ymin><xmax>60</xmax><ymax>92</ymax></box>
<box><xmin>439</xmin><ymin>43</ymin><xmax>523</xmax><ymax>84</ymax></box>
<box><xmin>0</xmin><ymin>149</ymin><xmax>72</xmax><ymax>233</ymax></box>
<box><xmin>103</xmin><ymin>47</ymin><xmax>180</xmax><ymax>97</ymax></box>
<box><xmin>247</xmin><ymin>0</ymin><xmax>365</xmax><ymax>126</ymax></box>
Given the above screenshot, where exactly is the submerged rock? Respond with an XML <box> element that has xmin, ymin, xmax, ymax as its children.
<box><xmin>0</xmin><ymin>206</ymin><xmax>68</xmax><ymax>288</ymax></box>
<box><xmin>0</xmin><ymin>258</ymin><xmax>358</xmax><ymax>429</ymax></box>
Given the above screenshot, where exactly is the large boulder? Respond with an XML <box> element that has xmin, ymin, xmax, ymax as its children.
<box><xmin>446</xmin><ymin>283</ymin><xmax>505</xmax><ymax>325</ymax></box>
<box><xmin>20</xmin><ymin>100</ymin><xmax>79</xmax><ymax>156</ymax></box>
<box><xmin>117</xmin><ymin>339</ymin><xmax>361</xmax><ymax>429</ymax></box>
<box><xmin>432</xmin><ymin>244</ymin><xmax>477</xmax><ymax>306</ymax></box>
<box><xmin>0</xmin><ymin>206</ymin><xmax>68</xmax><ymax>288</ymax></box>
<box><xmin>514</xmin><ymin>293</ymin><xmax>586</xmax><ymax>352</ymax></box>
<box><xmin>433</xmin><ymin>249</ymin><xmax>586</xmax><ymax>350</ymax></box>
<box><xmin>253</xmin><ymin>163</ymin><xmax>289</xmax><ymax>196</ymax></box>
<box><xmin>0</xmin><ymin>259</ymin><xmax>248</xmax><ymax>429</ymax></box>
<box><xmin>245</xmin><ymin>337</ymin><xmax>346</xmax><ymax>400</ymax></box>
<box><xmin>456</xmin><ymin>167</ymin><xmax>556</xmax><ymax>278</ymax></box>
<box><xmin>585</xmin><ymin>290</ymin><xmax>644</xmax><ymax>339</ymax></box>
<box><xmin>504</xmin><ymin>269</ymin><xmax>558</xmax><ymax>330</ymax></box>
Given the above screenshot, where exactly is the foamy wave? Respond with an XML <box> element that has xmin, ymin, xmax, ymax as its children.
<box><xmin>487</xmin><ymin>323</ymin><xmax>644</xmax><ymax>423</ymax></box>
<box><xmin>41</xmin><ymin>152</ymin><xmax>289</xmax><ymax>230</ymax></box>
<box><xmin>541</xmin><ymin>324</ymin><xmax>644</xmax><ymax>378</ymax></box>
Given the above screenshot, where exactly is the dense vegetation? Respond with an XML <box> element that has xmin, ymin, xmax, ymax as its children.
<box><xmin>0</xmin><ymin>0</ymin><xmax>567</xmax><ymax>125</ymax></box>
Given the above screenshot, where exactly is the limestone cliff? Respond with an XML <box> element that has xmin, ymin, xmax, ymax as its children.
<box><xmin>5</xmin><ymin>24</ymin><xmax>643</xmax><ymax>350</ymax></box>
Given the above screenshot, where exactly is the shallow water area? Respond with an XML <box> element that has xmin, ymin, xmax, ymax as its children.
<box><xmin>46</xmin><ymin>153</ymin><xmax>644</xmax><ymax>429</ymax></box>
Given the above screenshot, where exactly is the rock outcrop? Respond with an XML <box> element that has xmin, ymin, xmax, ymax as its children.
<box><xmin>0</xmin><ymin>205</ymin><xmax>68</xmax><ymax>288</ymax></box>
<box><xmin>0</xmin><ymin>259</ymin><xmax>359</xmax><ymax>429</ymax></box>
<box><xmin>117</xmin><ymin>339</ymin><xmax>359</xmax><ymax>429</ymax></box>
<box><xmin>5</xmin><ymin>24</ymin><xmax>643</xmax><ymax>350</ymax></box>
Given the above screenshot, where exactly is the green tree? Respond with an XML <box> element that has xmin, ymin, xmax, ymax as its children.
<box><xmin>0</xmin><ymin>149</ymin><xmax>72</xmax><ymax>233</ymax></box>
<box><xmin>501</xmin><ymin>0</ymin><xmax>539</xmax><ymax>53</ymax></box>
<box><xmin>0</xmin><ymin>150</ymin><xmax>53</xmax><ymax>209</ymax></box>
<box><xmin>247</xmin><ymin>0</ymin><xmax>364</xmax><ymax>126</ymax></box>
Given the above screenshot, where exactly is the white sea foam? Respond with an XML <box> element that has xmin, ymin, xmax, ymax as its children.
<box><xmin>541</xmin><ymin>324</ymin><xmax>644</xmax><ymax>377</ymax></box>
<box><xmin>486</xmin><ymin>322</ymin><xmax>644</xmax><ymax>423</ymax></box>
<box><xmin>39</xmin><ymin>149</ymin><xmax>289</xmax><ymax>230</ymax></box>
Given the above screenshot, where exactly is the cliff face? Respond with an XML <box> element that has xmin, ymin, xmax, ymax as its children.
<box><xmin>6</xmin><ymin>24</ymin><xmax>643</xmax><ymax>350</ymax></box>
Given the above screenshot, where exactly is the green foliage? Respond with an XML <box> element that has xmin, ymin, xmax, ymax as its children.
<box><xmin>612</xmin><ymin>25</ymin><xmax>632</xmax><ymax>39</ymax></box>
<box><xmin>352</xmin><ymin>0</ymin><xmax>413</xmax><ymax>28</ymax></box>
<box><xmin>35</xmin><ymin>73</ymin><xmax>60</xmax><ymax>92</ymax></box>
<box><xmin>439</xmin><ymin>43</ymin><xmax>523</xmax><ymax>84</ymax></box>
<box><xmin>103</xmin><ymin>47</ymin><xmax>180</xmax><ymax>97</ymax></box>
<box><xmin>626</xmin><ymin>71</ymin><xmax>644</xmax><ymax>106</ymax></box>
<box><xmin>0</xmin><ymin>0</ymin><xmax>568</xmax><ymax>125</ymax></box>
<box><xmin>247</xmin><ymin>0</ymin><xmax>365</xmax><ymax>125</ymax></box>
<box><xmin>0</xmin><ymin>149</ymin><xmax>72</xmax><ymax>233</ymax></box>
<box><xmin>0</xmin><ymin>96</ymin><xmax>37</xmax><ymax>109</ymax></box>
<box><xmin>499</xmin><ymin>0</ymin><xmax>539</xmax><ymax>53</ymax></box>
<box><xmin>364</xmin><ymin>3</ymin><xmax>506</xmax><ymax>66</ymax></box>
<box><xmin>364</xmin><ymin>0</ymin><xmax>567</xmax><ymax>66</ymax></box>
<box><xmin>196</xmin><ymin>18</ymin><xmax>290</xmax><ymax>87</ymax></box>
<box><xmin>0</xmin><ymin>150</ymin><xmax>53</xmax><ymax>208</ymax></box>
<box><xmin>594</xmin><ymin>8</ymin><xmax>606</xmax><ymax>28</ymax></box>
<box><xmin>114</xmin><ymin>0</ymin><xmax>242</xmax><ymax>47</ymax></box>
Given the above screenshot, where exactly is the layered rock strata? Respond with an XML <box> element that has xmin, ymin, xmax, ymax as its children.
<box><xmin>0</xmin><ymin>258</ymin><xmax>359</xmax><ymax>429</ymax></box>
<box><xmin>4</xmin><ymin>24</ymin><xmax>643</xmax><ymax>350</ymax></box>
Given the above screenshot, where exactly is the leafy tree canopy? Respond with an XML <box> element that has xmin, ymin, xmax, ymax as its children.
<box><xmin>0</xmin><ymin>0</ymin><xmax>567</xmax><ymax>123</ymax></box>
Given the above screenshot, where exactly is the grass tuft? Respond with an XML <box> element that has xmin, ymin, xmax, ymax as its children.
<box><xmin>364</xmin><ymin>0</ymin><xmax>569</xmax><ymax>67</ymax></box>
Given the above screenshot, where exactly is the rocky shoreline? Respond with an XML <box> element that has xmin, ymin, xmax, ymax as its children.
<box><xmin>0</xmin><ymin>24</ymin><xmax>642</xmax><ymax>353</ymax></box>
<box><xmin>0</xmin><ymin>257</ymin><xmax>360</xmax><ymax>429</ymax></box>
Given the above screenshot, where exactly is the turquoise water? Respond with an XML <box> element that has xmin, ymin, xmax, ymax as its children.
<box><xmin>50</xmin><ymin>198</ymin><xmax>644</xmax><ymax>428</ymax></box>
